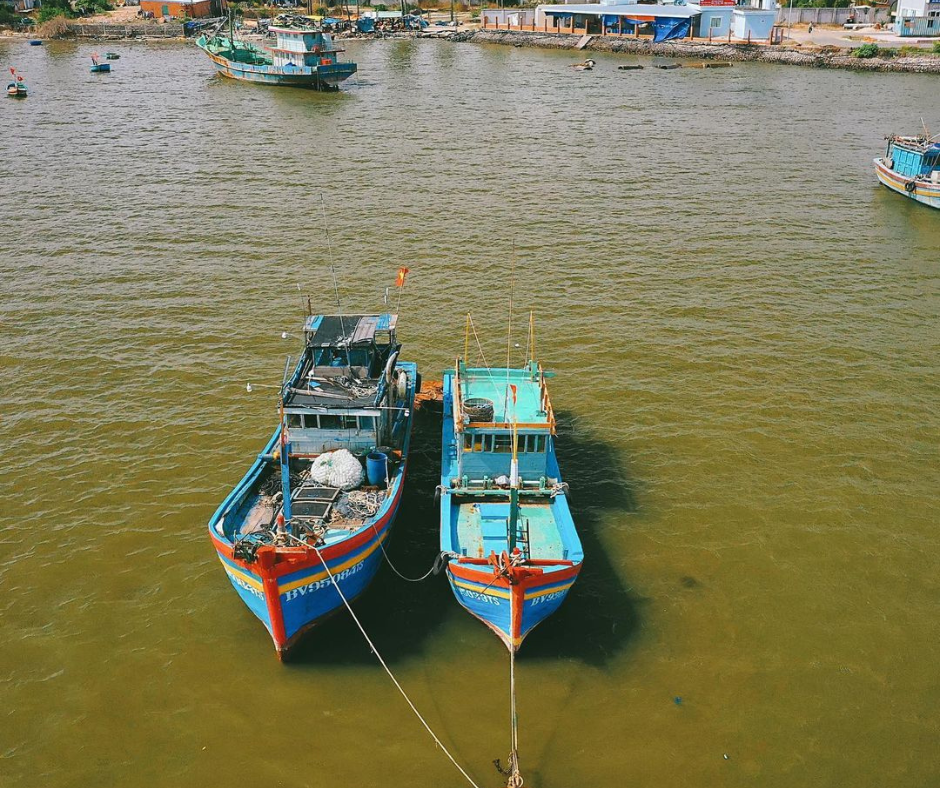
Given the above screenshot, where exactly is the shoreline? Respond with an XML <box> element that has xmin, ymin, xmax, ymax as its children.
<box><xmin>449</xmin><ymin>29</ymin><xmax>940</xmax><ymax>74</ymax></box>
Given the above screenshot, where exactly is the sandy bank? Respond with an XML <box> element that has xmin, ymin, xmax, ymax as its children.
<box><xmin>450</xmin><ymin>29</ymin><xmax>940</xmax><ymax>74</ymax></box>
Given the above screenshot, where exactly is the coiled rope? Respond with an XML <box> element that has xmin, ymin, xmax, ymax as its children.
<box><xmin>314</xmin><ymin>545</ymin><xmax>483</xmax><ymax>788</ymax></box>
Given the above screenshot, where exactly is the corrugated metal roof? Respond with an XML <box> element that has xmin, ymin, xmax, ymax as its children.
<box><xmin>539</xmin><ymin>3</ymin><xmax>701</xmax><ymax>17</ymax></box>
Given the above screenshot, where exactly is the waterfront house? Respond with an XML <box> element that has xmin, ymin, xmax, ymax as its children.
<box><xmin>139</xmin><ymin>0</ymin><xmax>213</xmax><ymax>18</ymax></box>
<box><xmin>486</xmin><ymin>0</ymin><xmax>779</xmax><ymax>42</ymax></box>
<box><xmin>894</xmin><ymin>0</ymin><xmax>940</xmax><ymax>36</ymax></box>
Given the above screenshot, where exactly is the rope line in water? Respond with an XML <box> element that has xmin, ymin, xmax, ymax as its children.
<box><xmin>314</xmin><ymin>546</ymin><xmax>483</xmax><ymax>788</ymax></box>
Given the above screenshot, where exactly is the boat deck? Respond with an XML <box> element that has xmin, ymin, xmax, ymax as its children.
<box><xmin>454</xmin><ymin>500</ymin><xmax>566</xmax><ymax>561</ymax></box>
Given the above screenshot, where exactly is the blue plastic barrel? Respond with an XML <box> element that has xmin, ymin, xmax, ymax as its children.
<box><xmin>366</xmin><ymin>452</ymin><xmax>388</xmax><ymax>487</ymax></box>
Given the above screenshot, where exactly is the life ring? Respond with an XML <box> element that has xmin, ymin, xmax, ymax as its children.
<box><xmin>904</xmin><ymin>179</ymin><xmax>916</xmax><ymax>193</ymax></box>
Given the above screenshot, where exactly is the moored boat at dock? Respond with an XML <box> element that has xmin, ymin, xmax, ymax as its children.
<box><xmin>439</xmin><ymin>336</ymin><xmax>583</xmax><ymax>653</ymax></box>
<box><xmin>208</xmin><ymin>312</ymin><xmax>418</xmax><ymax>660</ymax></box>
<box><xmin>874</xmin><ymin>133</ymin><xmax>940</xmax><ymax>210</ymax></box>
<box><xmin>196</xmin><ymin>17</ymin><xmax>356</xmax><ymax>90</ymax></box>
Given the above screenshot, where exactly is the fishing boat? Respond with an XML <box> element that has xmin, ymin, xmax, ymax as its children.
<box><xmin>439</xmin><ymin>322</ymin><xmax>583</xmax><ymax>653</ymax></box>
<box><xmin>875</xmin><ymin>133</ymin><xmax>940</xmax><ymax>210</ymax></box>
<box><xmin>105</xmin><ymin>52</ymin><xmax>120</xmax><ymax>60</ymax></box>
<box><xmin>196</xmin><ymin>16</ymin><xmax>356</xmax><ymax>90</ymax></box>
<box><xmin>7</xmin><ymin>68</ymin><xmax>27</xmax><ymax>98</ymax></box>
<box><xmin>90</xmin><ymin>54</ymin><xmax>111</xmax><ymax>73</ymax></box>
<box><xmin>207</xmin><ymin>311</ymin><xmax>418</xmax><ymax>660</ymax></box>
<box><xmin>28</xmin><ymin>39</ymin><xmax>42</xmax><ymax>46</ymax></box>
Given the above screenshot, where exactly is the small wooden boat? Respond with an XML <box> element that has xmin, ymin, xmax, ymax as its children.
<box><xmin>105</xmin><ymin>52</ymin><xmax>120</xmax><ymax>60</ymax></box>
<box><xmin>571</xmin><ymin>58</ymin><xmax>596</xmax><ymax>71</ymax></box>
<box><xmin>196</xmin><ymin>14</ymin><xmax>356</xmax><ymax>90</ymax></box>
<box><xmin>439</xmin><ymin>323</ymin><xmax>583</xmax><ymax>653</ymax></box>
<box><xmin>875</xmin><ymin>133</ymin><xmax>940</xmax><ymax>210</ymax></box>
<box><xmin>28</xmin><ymin>39</ymin><xmax>42</xmax><ymax>46</ymax></box>
<box><xmin>618</xmin><ymin>63</ymin><xmax>644</xmax><ymax>70</ymax></box>
<box><xmin>208</xmin><ymin>309</ymin><xmax>418</xmax><ymax>660</ymax></box>
<box><xmin>90</xmin><ymin>54</ymin><xmax>111</xmax><ymax>73</ymax></box>
<box><xmin>655</xmin><ymin>62</ymin><xmax>681</xmax><ymax>70</ymax></box>
<box><xmin>7</xmin><ymin>68</ymin><xmax>27</xmax><ymax>98</ymax></box>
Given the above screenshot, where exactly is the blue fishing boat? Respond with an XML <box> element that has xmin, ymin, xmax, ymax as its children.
<box><xmin>28</xmin><ymin>39</ymin><xmax>42</xmax><ymax>46</ymax></box>
<box><xmin>875</xmin><ymin>133</ymin><xmax>940</xmax><ymax>210</ymax></box>
<box><xmin>208</xmin><ymin>309</ymin><xmax>418</xmax><ymax>660</ymax></box>
<box><xmin>439</xmin><ymin>327</ymin><xmax>583</xmax><ymax>653</ymax></box>
<box><xmin>196</xmin><ymin>17</ymin><xmax>356</xmax><ymax>90</ymax></box>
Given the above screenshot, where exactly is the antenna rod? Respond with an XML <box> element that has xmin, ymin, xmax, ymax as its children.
<box><xmin>320</xmin><ymin>194</ymin><xmax>352</xmax><ymax>373</ymax></box>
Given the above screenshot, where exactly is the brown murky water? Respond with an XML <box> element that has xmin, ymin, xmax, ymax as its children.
<box><xmin>1</xmin><ymin>36</ymin><xmax>938</xmax><ymax>788</ymax></box>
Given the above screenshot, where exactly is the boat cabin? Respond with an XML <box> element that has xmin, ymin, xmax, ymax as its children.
<box><xmin>269</xmin><ymin>26</ymin><xmax>342</xmax><ymax>70</ymax></box>
<box><xmin>886</xmin><ymin>136</ymin><xmax>940</xmax><ymax>181</ymax></box>
<box><xmin>451</xmin><ymin>361</ymin><xmax>556</xmax><ymax>483</ymax></box>
<box><xmin>284</xmin><ymin>314</ymin><xmax>403</xmax><ymax>456</ymax></box>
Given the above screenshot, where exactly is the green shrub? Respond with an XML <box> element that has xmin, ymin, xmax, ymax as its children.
<box><xmin>0</xmin><ymin>5</ymin><xmax>17</xmax><ymax>26</ymax></box>
<box><xmin>853</xmin><ymin>43</ymin><xmax>880</xmax><ymax>58</ymax></box>
<box><xmin>934</xmin><ymin>41</ymin><xmax>940</xmax><ymax>54</ymax></box>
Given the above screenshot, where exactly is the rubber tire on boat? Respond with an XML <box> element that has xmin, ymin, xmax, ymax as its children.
<box><xmin>905</xmin><ymin>180</ymin><xmax>916</xmax><ymax>193</ymax></box>
<box><xmin>433</xmin><ymin>485</ymin><xmax>441</xmax><ymax>508</ymax></box>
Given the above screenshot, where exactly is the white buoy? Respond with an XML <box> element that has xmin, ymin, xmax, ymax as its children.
<box><xmin>246</xmin><ymin>382</ymin><xmax>253</xmax><ymax>393</ymax></box>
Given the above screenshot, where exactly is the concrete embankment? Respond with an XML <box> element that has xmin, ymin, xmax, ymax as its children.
<box><xmin>450</xmin><ymin>29</ymin><xmax>940</xmax><ymax>74</ymax></box>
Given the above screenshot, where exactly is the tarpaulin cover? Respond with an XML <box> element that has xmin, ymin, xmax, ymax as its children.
<box><xmin>652</xmin><ymin>16</ymin><xmax>689</xmax><ymax>41</ymax></box>
<box><xmin>356</xmin><ymin>16</ymin><xmax>375</xmax><ymax>31</ymax></box>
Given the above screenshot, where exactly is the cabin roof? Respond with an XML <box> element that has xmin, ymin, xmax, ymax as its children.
<box><xmin>304</xmin><ymin>313</ymin><xmax>397</xmax><ymax>347</ymax></box>
<box><xmin>284</xmin><ymin>376</ymin><xmax>380</xmax><ymax>410</ymax></box>
<box><xmin>458</xmin><ymin>367</ymin><xmax>552</xmax><ymax>428</ymax></box>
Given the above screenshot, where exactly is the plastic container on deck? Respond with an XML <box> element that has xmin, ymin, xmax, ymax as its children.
<box><xmin>366</xmin><ymin>452</ymin><xmax>388</xmax><ymax>487</ymax></box>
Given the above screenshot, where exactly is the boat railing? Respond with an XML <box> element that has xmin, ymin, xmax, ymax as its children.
<box><xmin>453</xmin><ymin>358</ymin><xmax>556</xmax><ymax>434</ymax></box>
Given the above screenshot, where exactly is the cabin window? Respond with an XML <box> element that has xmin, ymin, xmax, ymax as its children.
<box><xmin>342</xmin><ymin>415</ymin><xmax>358</xmax><ymax>430</ymax></box>
<box><xmin>493</xmin><ymin>434</ymin><xmax>513</xmax><ymax>453</ymax></box>
<box><xmin>319</xmin><ymin>414</ymin><xmax>342</xmax><ymax>429</ymax></box>
<box><xmin>473</xmin><ymin>434</ymin><xmax>484</xmax><ymax>452</ymax></box>
<box><xmin>710</xmin><ymin>16</ymin><xmax>722</xmax><ymax>28</ymax></box>
<box><xmin>464</xmin><ymin>434</ymin><xmax>474</xmax><ymax>451</ymax></box>
<box><xmin>303</xmin><ymin>414</ymin><xmax>318</xmax><ymax>429</ymax></box>
<box><xmin>358</xmin><ymin>416</ymin><xmax>376</xmax><ymax>432</ymax></box>
<box><xmin>287</xmin><ymin>414</ymin><xmax>303</xmax><ymax>429</ymax></box>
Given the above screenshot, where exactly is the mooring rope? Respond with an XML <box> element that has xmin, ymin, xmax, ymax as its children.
<box><xmin>314</xmin><ymin>546</ymin><xmax>483</xmax><ymax>788</ymax></box>
<box><xmin>507</xmin><ymin>600</ymin><xmax>524</xmax><ymax>788</ymax></box>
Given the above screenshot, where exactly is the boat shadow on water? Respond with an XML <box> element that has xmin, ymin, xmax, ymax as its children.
<box><xmin>519</xmin><ymin>410</ymin><xmax>641</xmax><ymax>667</ymax></box>
<box><xmin>286</xmin><ymin>408</ymin><xmax>641</xmax><ymax>667</ymax></box>
<box><xmin>286</xmin><ymin>406</ymin><xmax>454</xmax><ymax>666</ymax></box>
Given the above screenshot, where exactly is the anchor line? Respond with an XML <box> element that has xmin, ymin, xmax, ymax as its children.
<box><xmin>505</xmin><ymin>585</ymin><xmax>524</xmax><ymax>788</ymax></box>
<box><xmin>313</xmin><ymin>545</ymin><xmax>483</xmax><ymax>788</ymax></box>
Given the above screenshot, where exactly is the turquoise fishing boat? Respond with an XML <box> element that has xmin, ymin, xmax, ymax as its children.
<box><xmin>208</xmin><ymin>310</ymin><xmax>418</xmax><ymax>660</ymax></box>
<box><xmin>196</xmin><ymin>18</ymin><xmax>356</xmax><ymax>90</ymax></box>
<box><xmin>439</xmin><ymin>322</ymin><xmax>583</xmax><ymax>653</ymax></box>
<box><xmin>875</xmin><ymin>133</ymin><xmax>940</xmax><ymax>210</ymax></box>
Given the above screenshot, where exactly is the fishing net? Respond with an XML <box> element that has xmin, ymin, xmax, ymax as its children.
<box><xmin>310</xmin><ymin>449</ymin><xmax>364</xmax><ymax>491</ymax></box>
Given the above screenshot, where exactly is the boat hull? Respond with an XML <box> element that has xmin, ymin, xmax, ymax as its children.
<box><xmin>201</xmin><ymin>47</ymin><xmax>356</xmax><ymax>89</ymax></box>
<box><xmin>446</xmin><ymin>560</ymin><xmax>582</xmax><ymax>652</ymax></box>
<box><xmin>874</xmin><ymin>157</ymin><xmax>940</xmax><ymax>210</ymax></box>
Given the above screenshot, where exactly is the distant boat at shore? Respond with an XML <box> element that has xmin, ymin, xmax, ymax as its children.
<box><xmin>196</xmin><ymin>16</ymin><xmax>356</xmax><ymax>90</ymax></box>
<box><xmin>875</xmin><ymin>133</ymin><xmax>940</xmax><ymax>210</ymax></box>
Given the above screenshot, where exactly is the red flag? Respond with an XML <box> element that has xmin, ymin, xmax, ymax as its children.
<box><xmin>396</xmin><ymin>267</ymin><xmax>409</xmax><ymax>288</ymax></box>
<box><xmin>509</xmin><ymin>384</ymin><xmax>517</xmax><ymax>404</ymax></box>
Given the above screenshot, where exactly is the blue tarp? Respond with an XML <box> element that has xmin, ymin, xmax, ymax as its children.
<box><xmin>356</xmin><ymin>16</ymin><xmax>374</xmax><ymax>32</ymax></box>
<box><xmin>652</xmin><ymin>16</ymin><xmax>690</xmax><ymax>42</ymax></box>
